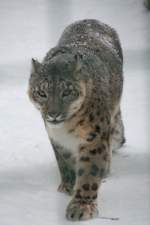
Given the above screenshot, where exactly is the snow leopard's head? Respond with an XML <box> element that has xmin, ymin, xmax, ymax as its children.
<box><xmin>28</xmin><ymin>52</ymin><xmax>87</xmax><ymax>125</ymax></box>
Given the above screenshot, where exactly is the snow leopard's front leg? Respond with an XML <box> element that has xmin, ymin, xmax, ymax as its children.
<box><xmin>66</xmin><ymin>121</ymin><xmax>111</xmax><ymax>221</ymax></box>
<box><xmin>51</xmin><ymin>140</ymin><xmax>76</xmax><ymax>195</ymax></box>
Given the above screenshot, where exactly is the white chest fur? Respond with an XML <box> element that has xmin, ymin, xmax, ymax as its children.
<box><xmin>45</xmin><ymin>121</ymin><xmax>84</xmax><ymax>156</ymax></box>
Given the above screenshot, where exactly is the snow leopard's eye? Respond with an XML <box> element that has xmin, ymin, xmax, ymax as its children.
<box><xmin>62</xmin><ymin>89</ymin><xmax>72</xmax><ymax>98</ymax></box>
<box><xmin>37</xmin><ymin>90</ymin><xmax>47</xmax><ymax>98</ymax></box>
<box><xmin>33</xmin><ymin>87</ymin><xmax>47</xmax><ymax>100</ymax></box>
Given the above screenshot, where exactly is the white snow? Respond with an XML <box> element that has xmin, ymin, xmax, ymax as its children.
<box><xmin>0</xmin><ymin>0</ymin><xmax>150</xmax><ymax>225</ymax></box>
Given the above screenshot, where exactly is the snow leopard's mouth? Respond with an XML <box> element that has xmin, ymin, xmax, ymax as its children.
<box><xmin>46</xmin><ymin>119</ymin><xmax>64</xmax><ymax>125</ymax></box>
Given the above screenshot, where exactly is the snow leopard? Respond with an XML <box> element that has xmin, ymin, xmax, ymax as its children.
<box><xmin>28</xmin><ymin>19</ymin><xmax>125</xmax><ymax>221</ymax></box>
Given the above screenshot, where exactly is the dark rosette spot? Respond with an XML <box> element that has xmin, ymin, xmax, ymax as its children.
<box><xmin>89</xmin><ymin>113</ymin><xmax>94</xmax><ymax>122</ymax></box>
<box><xmin>95</xmin><ymin>125</ymin><xmax>101</xmax><ymax>133</ymax></box>
<box><xmin>90</xmin><ymin>164</ymin><xmax>99</xmax><ymax>176</ymax></box>
<box><xmin>82</xmin><ymin>183</ymin><xmax>90</xmax><ymax>191</ymax></box>
<box><xmin>89</xmin><ymin>149</ymin><xmax>97</xmax><ymax>155</ymax></box>
<box><xmin>80</xmin><ymin>156</ymin><xmax>90</xmax><ymax>162</ymax></box>
<box><xmin>87</xmin><ymin>132</ymin><xmax>97</xmax><ymax>141</ymax></box>
<box><xmin>91</xmin><ymin>183</ymin><xmax>98</xmax><ymax>191</ymax></box>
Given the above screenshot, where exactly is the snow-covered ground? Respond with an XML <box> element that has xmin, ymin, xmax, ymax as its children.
<box><xmin>0</xmin><ymin>0</ymin><xmax>150</xmax><ymax>224</ymax></box>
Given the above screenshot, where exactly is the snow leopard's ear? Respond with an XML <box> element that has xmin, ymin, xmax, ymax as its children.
<box><xmin>31</xmin><ymin>58</ymin><xmax>41</xmax><ymax>73</ymax></box>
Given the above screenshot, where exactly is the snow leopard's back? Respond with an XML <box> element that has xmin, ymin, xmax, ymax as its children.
<box><xmin>58</xmin><ymin>19</ymin><xmax>123</xmax><ymax>62</ymax></box>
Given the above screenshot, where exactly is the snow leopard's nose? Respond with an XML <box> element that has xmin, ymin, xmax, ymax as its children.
<box><xmin>47</xmin><ymin>112</ymin><xmax>62</xmax><ymax>122</ymax></box>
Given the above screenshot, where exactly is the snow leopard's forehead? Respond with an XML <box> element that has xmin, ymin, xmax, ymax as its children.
<box><xmin>39</xmin><ymin>53</ymin><xmax>78</xmax><ymax>81</ymax></box>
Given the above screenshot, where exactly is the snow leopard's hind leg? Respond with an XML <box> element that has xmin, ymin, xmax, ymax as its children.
<box><xmin>111</xmin><ymin>109</ymin><xmax>126</xmax><ymax>152</ymax></box>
